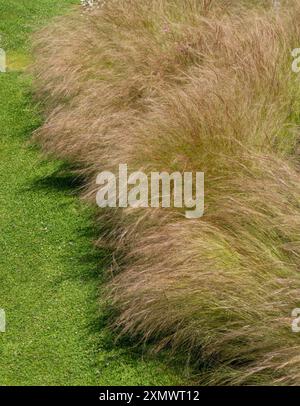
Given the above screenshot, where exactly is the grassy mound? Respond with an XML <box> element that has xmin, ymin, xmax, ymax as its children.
<box><xmin>32</xmin><ymin>0</ymin><xmax>300</xmax><ymax>385</ymax></box>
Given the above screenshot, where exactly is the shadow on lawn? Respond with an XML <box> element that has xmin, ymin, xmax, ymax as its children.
<box><xmin>32</xmin><ymin>162</ymin><xmax>86</xmax><ymax>192</ymax></box>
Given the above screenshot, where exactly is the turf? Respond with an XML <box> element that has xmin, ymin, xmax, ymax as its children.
<box><xmin>0</xmin><ymin>0</ymin><xmax>183</xmax><ymax>385</ymax></box>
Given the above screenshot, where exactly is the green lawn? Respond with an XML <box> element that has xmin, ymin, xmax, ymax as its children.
<box><xmin>0</xmin><ymin>0</ymin><xmax>182</xmax><ymax>385</ymax></box>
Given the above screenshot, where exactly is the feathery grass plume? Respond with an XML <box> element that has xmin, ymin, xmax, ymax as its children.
<box><xmin>32</xmin><ymin>0</ymin><xmax>300</xmax><ymax>384</ymax></box>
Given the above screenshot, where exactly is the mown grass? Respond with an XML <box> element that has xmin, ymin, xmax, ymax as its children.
<box><xmin>0</xmin><ymin>0</ymin><xmax>183</xmax><ymax>385</ymax></box>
